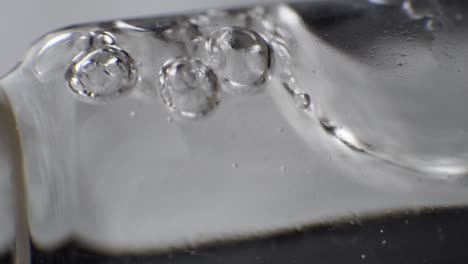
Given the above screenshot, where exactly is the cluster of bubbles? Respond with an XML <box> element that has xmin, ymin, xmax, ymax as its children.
<box><xmin>159</xmin><ymin>25</ymin><xmax>272</xmax><ymax>119</ymax></box>
<box><xmin>33</xmin><ymin>9</ymin><xmax>280</xmax><ymax>120</ymax></box>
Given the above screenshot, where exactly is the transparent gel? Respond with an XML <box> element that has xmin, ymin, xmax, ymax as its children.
<box><xmin>1</xmin><ymin>0</ymin><xmax>468</xmax><ymax>260</ymax></box>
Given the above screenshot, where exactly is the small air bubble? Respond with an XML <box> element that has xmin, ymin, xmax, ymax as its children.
<box><xmin>361</xmin><ymin>254</ymin><xmax>366</xmax><ymax>260</ymax></box>
<box><xmin>232</xmin><ymin>162</ymin><xmax>239</xmax><ymax>169</ymax></box>
<box><xmin>66</xmin><ymin>46</ymin><xmax>138</xmax><ymax>103</ymax></box>
<box><xmin>159</xmin><ymin>57</ymin><xmax>220</xmax><ymax>119</ymax></box>
<box><xmin>207</xmin><ymin>27</ymin><xmax>271</xmax><ymax>95</ymax></box>
<box><xmin>281</xmin><ymin>165</ymin><xmax>286</xmax><ymax>172</ymax></box>
<box><xmin>425</xmin><ymin>19</ymin><xmax>443</xmax><ymax>31</ymax></box>
<box><xmin>282</xmin><ymin>79</ymin><xmax>312</xmax><ymax>111</ymax></box>
<box><xmin>167</xmin><ymin>117</ymin><xmax>173</xmax><ymax>123</ymax></box>
<box><xmin>402</xmin><ymin>0</ymin><xmax>434</xmax><ymax>20</ymax></box>
<box><xmin>293</xmin><ymin>92</ymin><xmax>311</xmax><ymax>110</ymax></box>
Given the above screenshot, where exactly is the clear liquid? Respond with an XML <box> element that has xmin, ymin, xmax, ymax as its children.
<box><xmin>1</xmin><ymin>0</ymin><xmax>468</xmax><ymax>260</ymax></box>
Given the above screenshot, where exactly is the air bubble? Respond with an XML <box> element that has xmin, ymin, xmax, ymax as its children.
<box><xmin>293</xmin><ymin>92</ymin><xmax>311</xmax><ymax>110</ymax></box>
<box><xmin>425</xmin><ymin>19</ymin><xmax>443</xmax><ymax>31</ymax></box>
<box><xmin>368</xmin><ymin>0</ymin><xmax>401</xmax><ymax>5</ymax></box>
<box><xmin>159</xmin><ymin>57</ymin><xmax>220</xmax><ymax>119</ymax></box>
<box><xmin>34</xmin><ymin>32</ymin><xmax>90</xmax><ymax>81</ymax></box>
<box><xmin>282</xmin><ymin>78</ymin><xmax>312</xmax><ymax>111</ymax></box>
<box><xmin>66</xmin><ymin>45</ymin><xmax>138</xmax><ymax>103</ymax></box>
<box><xmin>206</xmin><ymin>27</ymin><xmax>271</xmax><ymax>95</ymax></box>
<box><xmin>402</xmin><ymin>0</ymin><xmax>435</xmax><ymax>20</ymax></box>
<box><xmin>90</xmin><ymin>31</ymin><xmax>116</xmax><ymax>47</ymax></box>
